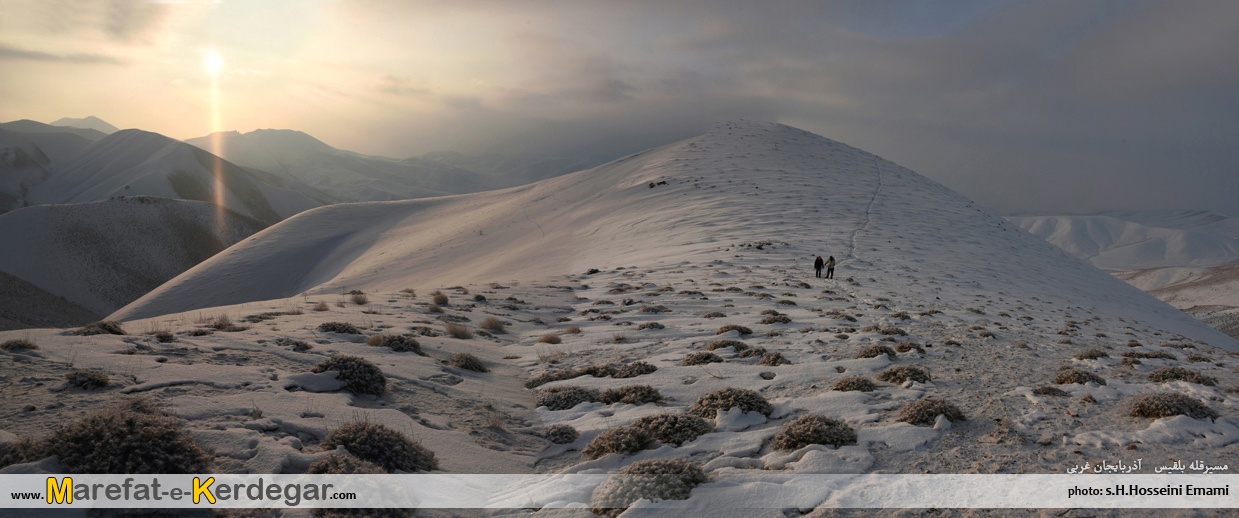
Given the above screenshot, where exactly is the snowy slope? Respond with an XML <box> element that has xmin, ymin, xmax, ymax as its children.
<box><xmin>0</xmin><ymin>119</ymin><xmax>107</xmax><ymax>141</ymax></box>
<box><xmin>0</xmin><ymin>129</ymin><xmax>52</xmax><ymax>213</ymax></box>
<box><xmin>27</xmin><ymin>129</ymin><xmax>326</xmax><ymax>223</ymax></box>
<box><xmin>114</xmin><ymin>121</ymin><xmax>1233</xmax><ymax>349</ymax></box>
<box><xmin>0</xmin><ymin>196</ymin><xmax>268</xmax><ymax>316</ymax></box>
<box><xmin>423</xmin><ymin>150</ymin><xmax>601</xmax><ymax>188</ymax></box>
<box><xmin>50</xmin><ymin>115</ymin><xmax>120</xmax><ymax>135</ymax></box>
<box><xmin>185</xmin><ymin>129</ymin><xmax>491</xmax><ymax>202</ymax></box>
<box><xmin>1008</xmin><ymin>211</ymin><xmax>1239</xmax><ymax>270</ymax></box>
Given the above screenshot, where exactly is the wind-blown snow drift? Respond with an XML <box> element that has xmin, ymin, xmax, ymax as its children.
<box><xmin>111</xmin><ymin>121</ymin><xmax>1236</xmax><ymax>348</ymax></box>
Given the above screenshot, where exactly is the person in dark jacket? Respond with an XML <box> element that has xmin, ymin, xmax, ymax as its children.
<box><xmin>814</xmin><ymin>256</ymin><xmax>824</xmax><ymax>278</ymax></box>
<box><xmin>825</xmin><ymin>256</ymin><xmax>836</xmax><ymax>279</ymax></box>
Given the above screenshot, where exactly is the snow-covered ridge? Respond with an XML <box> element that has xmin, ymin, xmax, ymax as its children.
<box><xmin>1008</xmin><ymin>211</ymin><xmax>1239</xmax><ymax>271</ymax></box>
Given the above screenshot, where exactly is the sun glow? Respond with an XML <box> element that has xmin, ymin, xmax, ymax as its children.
<box><xmin>206</xmin><ymin>49</ymin><xmax>225</xmax><ymax>233</ymax></box>
<box><xmin>205</xmin><ymin>51</ymin><xmax>223</xmax><ymax>75</ymax></box>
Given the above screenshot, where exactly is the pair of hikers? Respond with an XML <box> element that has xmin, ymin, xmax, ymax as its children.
<box><xmin>814</xmin><ymin>255</ymin><xmax>835</xmax><ymax>279</ymax></box>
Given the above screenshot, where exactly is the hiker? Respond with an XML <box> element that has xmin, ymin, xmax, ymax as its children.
<box><xmin>825</xmin><ymin>256</ymin><xmax>836</xmax><ymax>279</ymax></box>
<box><xmin>814</xmin><ymin>256</ymin><xmax>824</xmax><ymax>278</ymax></box>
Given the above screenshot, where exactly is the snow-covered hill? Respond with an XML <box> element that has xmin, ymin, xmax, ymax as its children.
<box><xmin>0</xmin><ymin>119</ymin><xmax>107</xmax><ymax>141</ymax></box>
<box><xmin>27</xmin><ymin>129</ymin><xmax>327</xmax><ymax>223</ymax></box>
<box><xmin>0</xmin><ymin>129</ymin><xmax>52</xmax><ymax>213</ymax></box>
<box><xmin>50</xmin><ymin>115</ymin><xmax>120</xmax><ymax>135</ymax></box>
<box><xmin>423</xmin><ymin>150</ymin><xmax>601</xmax><ymax>188</ymax></box>
<box><xmin>185</xmin><ymin>129</ymin><xmax>491</xmax><ymax>202</ymax></box>
<box><xmin>0</xmin><ymin>196</ymin><xmax>268</xmax><ymax>316</ymax></box>
<box><xmin>1008</xmin><ymin>211</ymin><xmax>1239</xmax><ymax>271</ymax></box>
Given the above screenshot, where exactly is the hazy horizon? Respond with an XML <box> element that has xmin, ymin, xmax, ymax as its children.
<box><xmin>2</xmin><ymin>0</ymin><xmax>1237</xmax><ymax>216</ymax></box>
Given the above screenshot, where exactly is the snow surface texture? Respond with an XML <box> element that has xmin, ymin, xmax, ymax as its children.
<box><xmin>0</xmin><ymin>197</ymin><xmax>267</xmax><ymax>316</ymax></box>
<box><xmin>4</xmin><ymin>121</ymin><xmax>1238</xmax><ymax>517</ymax></box>
<box><xmin>185</xmin><ymin>129</ymin><xmax>492</xmax><ymax>203</ymax></box>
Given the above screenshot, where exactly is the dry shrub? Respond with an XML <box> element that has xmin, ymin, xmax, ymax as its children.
<box><xmin>564</xmin><ymin>325</ymin><xmax>582</xmax><ymax>334</ymax></box>
<box><xmin>444</xmin><ymin>323</ymin><xmax>473</xmax><ymax>339</ymax></box>
<box><xmin>448</xmin><ymin>353</ymin><xmax>488</xmax><ymax>372</ymax></box>
<box><xmin>772</xmin><ymin>414</ymin><xmax>857</xmax><ymax>451</ymax></box>
<box><xmin>876</xmin><ymin>365</ymin><xmax>931</xmax><ymax>384</ymax></box>
<box><xmin>1032</xmin><ymin>386</ymin><xmax>1069</xmax><ymax>397</ymax></box>
<box><xmin>524</xmin><ymin>370</ymin><xmax>578</xmax><ymax>389</ymax></box>
<box><xmin>546</xmin><ymin>424</ymin><xmax>579</xmax><ymax>444</ymax></box>
<box><xmin>305</xmin><ymin>454</ymin><xmax>386</xmax><ymax>474</ymax></box>
<box><xmin>598</xmin><ymin>385</ymin><xmax>663</xmax><ymax>405</ymax></box>
<box><xmin>614</xmin><ymin>361</ymin><xmax>658</xmax><ymax>378</ymax></box>
<box><xmin>366</xmin><ymin>334</ymin><xmax>423</xmax><ymax>354</ymax></box>
<box><xmin>427</xmin><ymin>304</ymin><xmax>443</xmax><ymax>313</ymax></box>
<box><xmin>688</xmin><ymin>387</ymin><xmax>772</xmax><ymax>418</ymax></box>
<box><xmin>1054</xmin><ymin>366</ymin><xmax>1106</xmax><ymax>386</ymax></box>
<box><xmin>706</xmin><ymin>339</ymin><xmax>749</xmax><ymax>352</ymax></box>
<box><xmin>66</xmin><ymin>369</ymin><xmax>109</xmax><ymax>389</ymax></box>
<box><xmin>313</xmin><ymin>355</ymin><xmax>386</xmax><ymax>396</ymax></box>
<box><xmin>640</xmin><ymin>305</ymin><xmax>671</xmax><ymax>313</ymax></box>
<box><xmin>701</xmin><ymin>312</ymin><xmax>727</xmax><ymax>319</ymax></box>
<box><xmin>637</xmin><ymin>322</ymin><xmax>665</xmax><ymax>330</ymax></box>
<box><xmin>75</xmin><ymin>320</ymin><xmax>126</xmax><ymax>336</ymax></box>
<box><xmin>318</xmin><ymin>322</ymin><xmax>361</xmax><ymax>334</ymax></box>
<box><xmin>581</xmin><ymin>428</ymin><xmax>656</xmax><ymax>462</ymax></box>
<box><xmin>431</xmin><ymin>291</ymin><xmax>449</xmax><ymax>305</ymax></box>
<box><xmin>533</xmin><ymin>386</ymin><xmax>599</xmax><ymax>410</ymax></box>
<box><xmin>590</xmin><ymin>459</ymin><xmax>708</xmax><ymax>518</ymax></box>
<box><xmin>716</xmin><ymin>324</ymin><xmax>752</xmax><ymax>335</ymax></box>
<box><xmin>321</xmin><ymin>420</ymin><xmax>437</xmax><ymax>472</ymax></box>
<box><xmin>735</xmin><ymin>347</ymin><xmax>768</xmax><ymax>359</ymax></box>
<box><xmin>759</xmin><ymin>315</ymin><xmax>792</xmax><ymax>325</ymax></box>
<box><xmin>1</xmin><ymin>339</ymin><xmax>37</xmax><ymax>351</ymax></box>
<box><xmin>629</xmin><ymin>413</ymin><xmax>713</xmax><ymax>446</ymax></box>
<box><xmin>897</xmin><ymin>397</ymin><xmax>966</xmax><ymax>426</ymax></box>
<box><xmin>350</xmin><ymin>293</ymin><xmax>369</xmax><ymax>305</ymax></box>
<box><xmin>1074</xmin><ymin>348</ymin><xmax>1109</xmax><ymax>360</ymax></box>
<box><xmin>895</xmin><ymin>341</ymin><xmax>925</xmax><ymax>354</ymax></box>
<box><xmin>1123</xmin><ymin>351</ymin><xmax>1176</xmax><ymax>360</ymax></box>
<box><xmin>479</xmin><ymin>317</ymin><xmax>507</xmax><ymax>334</ymax></box>
<box><xmin>538</xmin><ymin>334</ymin><xmax>562</xmax><ymax>344</ymax></box>
<box><xmin>682</xmin><ymin>351</ymin><xmax>724</xmax><ymax>366</ymax></box>
<box><xmin>1130</xmin><ymin>392</ymin><xmax>1218</xmax><ymax>420</ymax></box>
<box><xmin>758</xmin><ymin>351</ymin><xmax>791</xmax><ymax>366</ymax></box>
<box><xmin>832</xmin><ymin>375</ymin><xmax>876</xmax><ymax>392</ymax></box>
<box><xmin>1148</xmin><ymin>366</ymin><xmax>1217</xmax><ymax>386</ymax></box>
<box><xmin>879</xmin><ymin>327</ymin><xmax>908</xmax><ymax>336</ymax></box>
<box><xmin>313</xmin><ymin>301</ymin><xmax>330</xmax><ymax>312</ymax></box>
<box><xmin>856</xmin><ymin>345</ymin><xmax>896</xmax><ymax>360</ymax></box>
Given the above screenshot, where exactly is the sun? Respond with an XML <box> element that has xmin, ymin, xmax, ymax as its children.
<box><xmin>205</xmin><ymin>51</ymin><xmax>222</xmax><ymax>75</ymax></box>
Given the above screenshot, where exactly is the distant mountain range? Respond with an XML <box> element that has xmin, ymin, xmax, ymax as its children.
<box><xmin>50</xmin><ymin>115</ymin><xmax>120</xmax><ymax>135</ymax></box>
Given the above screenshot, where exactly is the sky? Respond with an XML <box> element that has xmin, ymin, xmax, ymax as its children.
<box><xmin>1</xmin><ymin>0</ymin><xmax>1236</xmax><ymax>216</ymax></box>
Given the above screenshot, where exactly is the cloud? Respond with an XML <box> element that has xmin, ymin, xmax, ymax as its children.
<box><xmin>0</xmin><ymin>44</ymin><xmax>124</xmax><ymax>65</ymax></box>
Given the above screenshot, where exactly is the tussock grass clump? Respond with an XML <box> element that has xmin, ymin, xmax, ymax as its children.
<box><xmin>1130</xmin><ymin>392</ymin><xmax>1219</xmax><ymax>420</ymax></box>
<box><xmin>0</xmin><ymin>399</ymin><xmax>211</xmax><ymax>473</ymax></box>
<box><xmin>614</xmin><ymin>361</ymin><xmax>658</xmax><ymax>378</ymax></box>
<box><xmin>448</xmin><ymin>353</ymin><xmax>487</xmax><ymax>372</ymax></box>
<box><xmin>759</xmin><ymin>315</ymin><xmax>792</xmax><ymax>325</ymax></box>
<box><xmin>876</xmin><ymin>365</ymin><xmax>931</xmax><ymax>384</ymax></box>
<box><xmin>537</xmin><ymin>334</ymin><xmax>562</xmax><ymax>344</ymax></box>
<box><xmin>1054</xmin><ymin>366</ymin><xmax>1106</xmax><ymax>386</ymax></box>
<box><xmin>856</xmin><ymin>345</ymin><xmax>896</xmax><ymax>360</ymax></box>
<box><xmin>1123</xmin><ymin>351</ymin><xmax>1176</xmax><ymax>360</ymax></box>
<box><xmin>321</xmin><ymin>420</ymin><xmax>438</xmax><ymax>472</ymax></box>
<box><xmin>832</xmin><ymin>375</ymin><xmax>876</xmax><ymax>392</ymax></box>
<box><xmin>629</xmin><ymin>413</ymin><xmax>713</xmax><ymax>446</ymax></box>
<box><xmin>313</xmin><ymin>355</ymin><xmax>386</xmax><ymax>396</ymax></box>
<box><xmin>897</xmin><ymin>397</ymin><xmax>966</xmax><ymax>426</ymax></box>
<box><xmin>1185</xmin><ymin>353</ymin><xmax>1211</xmax><ymax>363</ymax></box>
<box><xmin>366</xmin><ymin>334</ymin><xmax>423</xmax><ymax>354</ymax></box>
<box><xmin>1</xmin><ymin>339</ymin><xmax>37</xmax><ymax>351</ymax></box>
<box><xmin>640</xmin><ymin>305</ymin><xmax>671</xmax><ymax>313</ymax></box>
<box><xmin>895</xmin><ymin>341</ymin><xmax>925</xmax><ymax>354</ymax></box>
<box><xmin>534</xmin><ymin>386</ymin><xmax>600</xmax><ymax>410</ymax></box>
<box><xmin>564</xmin><ymin>325</ymin><xmax>582</xmax><ymax>334</ymax></box>
<box><xmin>581</xmin><ymin>427</ymin><xmax>655</xmax><ymax>460</ymax></box>
<box><xmin>637</xmin><ymin>322</ymin><xmax>665</xmax><ymax>330</ymax></box>
<box><xmin>772</xmin><ymin>414</ymin><xmax>857</xmax><ymax>451</ymax></box>
<box><xmin>427</xmin><ymin>304</ymin><xmax>443</xmax><ymax>313</ymax></box>
<box><xmin>444</xmin><ymin>323</ymin><xmax>473</xmax><ymax>339</ymax></box>
<box><xmin>524</xmin><ymin>370</ymin><xmax>578</xmax><ymax>389</ymax></box>
<box><xmin>688</xmin><ymin>388</ymin><xmax>772</xmax><ymax>418</ymax></box>
<box><xmin>758</xmin><ymin>351</ymin><xmax>791</xmax><ymax>366</ymax></box>
<box><xmin>65</xmin><ymin>369</ymin><xmax>109</xmax><ymax>389</ymax></box>
<box><xmin>590</xmin><ymin>458</ymin><xmax>708</xmax><ymax>518</ymax></box>
<box><xmin>706</xmin><ymin>339</ymin><xmax>749</xmax><ymax>352</ymax></box>
<box><xmin>546</xmin><ymin>424</ymin><xmax>579</xmax><ymax>444</ymax></box>
<box><xmin>1074</xmin><ymin>348</ymin><xmax>1109</xmax><ymax>360</ymax></box>
<box><xmin>350</xmin><ymin>293</ymin><xmax>369</xmax><ymax>305</ymax></box>
<box><xmin>1032</xmin><ymin>386</ymin><xmax>1070</xmax><ymax>397</ymax></box>
<box><xmin>776</xmin><ymin>299</ymin><xmax>797</xmax><ymax>306</ymax></box>
<box><xmin>431</xmin><ymin>291</ymin><xmax>449</xmax><ymax>306</ymax></box>
<box><xmin>716</xmin><ymin>324</ymin><xmax>752</xmax><ymax>335</ymax></box>
<box><xmin>152</xmin><ymin>331</ymin><xmax>175</xmax><ymax>343</ymax></box>
<box><xmin>479</xmin><ymin>317</ymin><xmax>507</xmax><ymax>334</ymax></box>
<box><xmin>701</xmin><ymin>312</ymin><xmax>727</xmax><ymax>319</ymax></box>
<box><xmin>74</xmin><ymin>320</ymin><xmax>126</xmax><ymax>336</ymax></box>
<box><xmin>305</xmin><ymin>454</ymin><xmax>386</xmax><ymax>474</ymax></box>
<box><xmin>187</xmin><ymin>328</ymin><xmax>213</xmax><ymax>336</ymax></box>
<box><xmin>735</xmin><ymin>347</ymin><xmax>768</xmax><ymax>359</ymax></box>
<box><xmin>209</xmin><ymin>314</ymin><xmax>248</xmax><ymax>332</ymax></box>
<box><xmin>1120</xmin><ymin>357</ymin><xmax>1141</xmax><ymax>366</ymax></box>
<box><xmin>1148</xmin><ymin>367</ymin><xmax>1217</xmax><ymax>386</ymax></box>
<box><xmin>879</xmin><ymin>327</ymin><xmax>908</xmax><ymax>336</ymax></box>
<box><xmin>682</xmin><ymin>351</ymin><xmax>724</xmax><ymax>366</ymax></box>
<box><xmin>598</xmin><ymin>385</ymin><xmax>663</xmax><ymax>405</ymax></box>
<box><xmin>313</xmin><ymin>301</ymin><xmax>330</xmax><ymax>311</ymax></box>
<box><xmin>760</xmin><ymin>309</ymin><xmax>781</xmax><ymax>316</ymax></box>
<box><xmin>318</xmin><ymin>322</ymin><xmax>361</xmax><ymax>334</ymax></box>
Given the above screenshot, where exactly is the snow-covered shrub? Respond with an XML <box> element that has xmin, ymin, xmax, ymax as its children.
<box><xmin>682</xmin><ymin>351</ymin><xmax>724</xmax><ymax>366</ymax></box>
<box><xmin>776</xmin><ymin>299</ymin><xmax>797</xmax><ymax>306</ymax></box>
<box><xmin>1130</xmin><ymin>392</ymin><xmax>1218</xmax><ymax>420</ymax></box>
<box><xmin>701</xmin><ymin>312</ymin><xmax>727</xmax><ymax>319</ymax></box>
<box><xmin>444</xmin><ymin>323</ymin><xmax>473</xmax><ymax>339</ymax></box>
<box><xmin>538</xmin><ymin>334</ymin><xmax>562</xmax><ymax>344</ymax></box>
<box><xmin>598</xmin><ymin>385</ymin><xmax>663</xmax><ymax>405</ymax></box>
<box><xmin>578</xmin><ymin>364</ymin><xmax>619</xmax><ymax>377</ymax></box>
<box><xmin>313</xmin><ymin>355</ymin><xmax>386</xmax><ymax>396</ymax></box>
<box><xmin>318</xmin><ymin>322</ymin><xmax>360</xmax><ymax>334</ymax></box>
<box><xmin>772</xmin><ymin>414</ymin><xmax>857</xmax><ymax>451</ymax></box>
<box><xmin>879</xmin><ymin>327</ymin><xmax>908</xmax><ymax>336</ymax></box>
<box><xmin>759</xmin><ymin>309</ymin><xmax>781</xmax><ymax>316</ymax></box>
<box><xmin>38</xmin><ymin>399</ymin><xmax>211</xmax><ymax>473</ymax></box>
<box><xmin>1122</xmin><ymin>351</ymin><xmax>1175</xmax><ymax>360</ymax></box>
<box><xmin>735</xmin><ymin>347</ymin><xmax>768</xmax><ymax>358</ymax></box>
<box><xmin>716</xmin><ymin>324</ymin><xmax>752</xmax><ymax>335</ymax></box>
<box><xmin>688</xmin><ymin>387</ymin><xmax>773</xmax><ymax>418</ymax></box>
<box><xmin>524</xmin><ymin>369</ymin><xmax>577</xmax><ymax>389</ymax></box>
<box><xmin>479</xmin><ymin>317</ymin><xmax>507</xmax><ymax>334</ymax></box>
<box><xmin>832</xmin><ymin>376</ymin><xmax>876</xmax><ymax>392</ymax></box>
<box><xmin>706</xmin><ymin>339</ymin><xmax>749</xmax><ymax>352</ymax></box>
<box><xmin>897</xmin><ymin>397</ymin><xmax>966</xmax><ymax>426</ymax></box>
<box><xmin>637</xmin><ymin>322</ymin><xmax>665</xmax><ymax>330</ymax></box>
<box><xmin>0</xmin><ymin>339</ymin><xmax>36</xmax><ymax>351</ymax></box>
<box><xmin>321</xmin><ymin>420</ymin><xmax>438</xmax><ymax>472</ymax></box>
<box><xmin>580</xmin><ymin>427</ymin><xmax>655</xmax><ymax>460</ymax></box>
<box><xmin>629</xmin><ymin>413</ymin><xmax>713</xmax><ymax>446</ymax></box>
<box><xmin>533</xmin><ymin>386</ymin><xmax>600</xmax><ymax>410</ymax></box>
<box><xmin>65</xmin><ymin>369</ymin><xmax>109</xmax><ymax>389</ymax></box>
<box><xmin>448</xmin><ymin>353</ymin><xmax>487</xmax><ymax>372</ymax></box>
<box><xmin>1074</xmin><ymin>348</ymin><xmax>1109</xmax><ymax>360</ymax></box>
<box><xmin>759</xmin><ymin>315</ymin><xmax>791</xmax><ymax>325</ymax></box>
<box><xmin>895</xmin><ymin>341</ymin><xmax>925</xmax><ymax>354</ymax></box>
<box><xmin>367</xmin><ymin>334</ymin><xmax>422</xmax><ymax>354</ymax></box>
<box><xmin>305</xmin><ymin>454</ymin><xmax>386</xmax><ymax>474</ymax></box>
<box><xmin>546</xmin><ymin>424</ymin><xmax>579</xmax><ymax>444</ymax></box>
<box><xmin>758</xmin><ymin>351</ymin><xmax>791</xmax><ymax>366</ymax></box>
<box><xmin>876</xmin><ymin>365</ymin><xmax>931</xmax><ymax>384</ymax></box>
<box><xmin>614</xmin><ymin>361</ymin><xmax>658</xmax><ymax>378</ymax></box>
<box><xmin>1032</xmin><ymin>386</ymin><xmax>1069</xmax><ymax>397</ymax></box>
<box><xmin>590</xmin><ymin>458</ymin><xmax>708</xmax><ymax>518</ymax></box>
<box><xmin>1147</xmin><ymin>366</ymin><xmax>1217</xmax><ymax>386</ymax></box>
<box><xmin>856</xmin><ymin>345</ymin><xmax>896</xmax><ymax>360</ymax></box>
<box><xmin>1053</xmin><ymin>366</ymin><xmax>1106</xmax><ymax>386</ymax></box>
<box><xmin>640</xmin><ymin>305</ymin><xmax>671</xmax><ymax>313</ymax></box>
<box><xmin>74</xmin><ymin>320</ymin><xmax>126</xmax><ymax>336</ymax></box>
